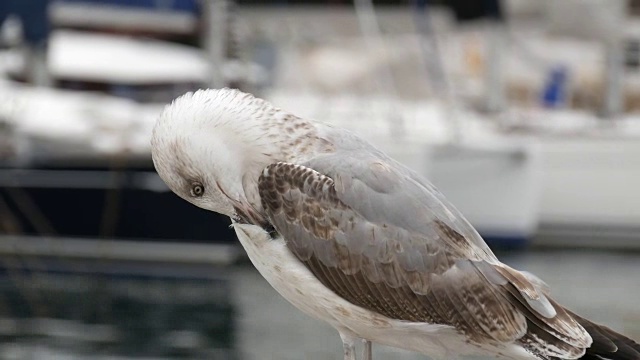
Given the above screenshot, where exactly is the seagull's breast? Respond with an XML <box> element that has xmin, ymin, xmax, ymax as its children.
<box><xmin>232</xmin><ymin>223</ymin><xmax>340</xmax><ymax>324</ymax></box>
<box><xmin>231</xmin><ymin>223</ymin><xmax>495</xmax><ymax>359</ymax></box>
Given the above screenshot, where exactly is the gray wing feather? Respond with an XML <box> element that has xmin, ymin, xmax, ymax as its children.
<box><xmin>314</xmin><ymin>153</ymin><xmax>495</xmax><ymax>263</ymax></box>
<box><xmin>257</xmin><ymin>152</ymin><xmax>591</xmax><ymax>356</ymax></box>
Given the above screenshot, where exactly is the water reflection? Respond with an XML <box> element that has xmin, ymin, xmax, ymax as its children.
<box><xmin>0</xmin><ymin>250</ymin><xmax>638</xmax><ymax>360</ymax></box>
<box><xmin>0</xmin><ymin>262</ymin><xmax>237</xmax><ymax>359</ymax></box>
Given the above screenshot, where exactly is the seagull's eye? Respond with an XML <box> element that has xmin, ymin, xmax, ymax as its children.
<box><xmin>190</xmin><ymin>183</ymin><xmax>205</xmax><ymax>197</ymax></box>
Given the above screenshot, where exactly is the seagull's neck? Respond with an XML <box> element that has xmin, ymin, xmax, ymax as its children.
<box><xmin>201</xmin><ymin>111</ymin><xmax>336</xmax><ymax>220</ymax></box>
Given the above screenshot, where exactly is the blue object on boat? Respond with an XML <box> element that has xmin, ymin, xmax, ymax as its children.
<box><xmin>541</xmin><ymin>65</ymin><xmax>569</xmax><ymax>108</ymax></box>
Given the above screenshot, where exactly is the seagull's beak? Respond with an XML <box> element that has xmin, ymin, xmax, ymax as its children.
<box><xmin>230</xmin><ymin>198</ymin><xmax>269</xmax><ymax>230</ymax></box>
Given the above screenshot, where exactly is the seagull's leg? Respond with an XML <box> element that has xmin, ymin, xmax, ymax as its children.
<box><xmin>340</xmin><ymin>332</ymin><xmax>357</xmax><ymax>360</ymax></box>
<box><xmin>362</xmin><ymin>339</ymin><xmax>372</xmax><ymax>360</ymax></box>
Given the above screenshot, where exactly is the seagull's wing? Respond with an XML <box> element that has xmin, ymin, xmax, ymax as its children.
<box><xmin>257</xmin><ymin>152</ymin><xmax>591</xmax><ymax>358</ymax></box>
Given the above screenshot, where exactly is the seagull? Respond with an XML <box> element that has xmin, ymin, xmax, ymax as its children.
<box><xmin>151</xmin><ymin>88</ymin><xmax>640</xmax><ymax>360</ymax></box>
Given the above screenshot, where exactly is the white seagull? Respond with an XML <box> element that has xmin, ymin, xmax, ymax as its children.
<box><xmin>151</xmin><ymin>88</ymin><xmax>640</xmax><ymax>360</ymax></box>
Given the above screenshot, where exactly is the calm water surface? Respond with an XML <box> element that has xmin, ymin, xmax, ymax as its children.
<box><xmin>0</xmin><ymin>250</ymin><xmax>638</xmax><ymax>359</ymax></box>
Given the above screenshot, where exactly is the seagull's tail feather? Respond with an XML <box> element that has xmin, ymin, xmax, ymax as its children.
<box><xmin>567</xmin><ymin>310</ymin><xmax>640</xmax><ymax>360</ymax></box>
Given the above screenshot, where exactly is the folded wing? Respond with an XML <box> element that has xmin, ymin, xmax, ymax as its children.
<box><xmin>257</xmin><ymin>152</ymin><xmax>593</xmax><ymax>359</ymax></box>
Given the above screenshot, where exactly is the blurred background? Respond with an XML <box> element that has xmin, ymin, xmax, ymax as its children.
<box><xmin>0</xmin><ymin>0</ymin><xmax>639</xmax><ymax>359</ymax></box>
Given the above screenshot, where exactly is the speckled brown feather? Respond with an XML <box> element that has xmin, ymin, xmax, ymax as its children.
<box><xmin>256</xmin><ymin>159</ymin><xmax>601</xmax><ymax>358</ymax></box>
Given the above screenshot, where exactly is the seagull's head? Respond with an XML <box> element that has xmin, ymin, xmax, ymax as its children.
<box><xmin>151</xmin><ymin>88</ymin><xmax>334</xmax><ymax>219</ymax></box>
